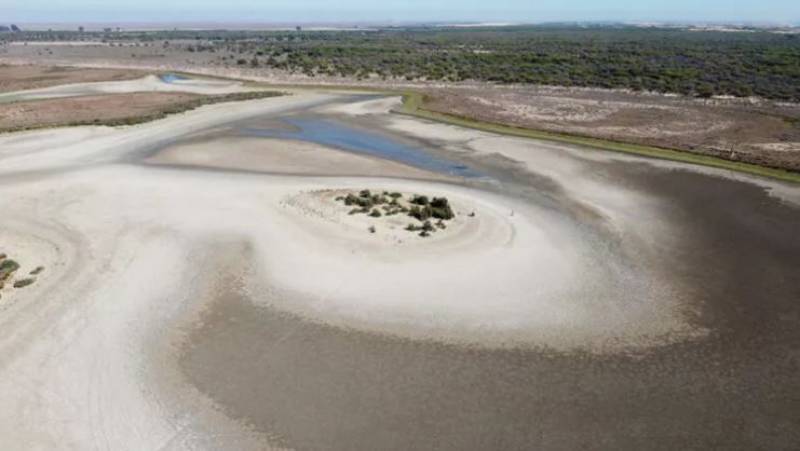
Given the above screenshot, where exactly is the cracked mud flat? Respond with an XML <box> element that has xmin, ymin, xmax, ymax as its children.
<box><xmin>0</xmin><ymin>85</ymin><xmax>799</xmax><ymax>450</ymax></box>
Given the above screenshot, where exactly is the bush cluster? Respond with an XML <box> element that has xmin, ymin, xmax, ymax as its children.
<box><xmin>334</xmin><ymin>189</ymin><xmax>457</xmax><ymax>238</ymax></box>
<box><xmin>0</xmin><ymin>254</ymin><xmax>39</xmax><ymax>292</ymax></box>
<box><xmin>408</xmin><ymin>196</ymin><xmax>454</xmax><ymax>221</ymax></box>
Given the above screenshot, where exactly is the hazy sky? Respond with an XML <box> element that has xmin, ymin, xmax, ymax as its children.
<box><xmin>4</xmin><ymin>0</ymin><xmax>799</xmax><ymax>24</ymax></box>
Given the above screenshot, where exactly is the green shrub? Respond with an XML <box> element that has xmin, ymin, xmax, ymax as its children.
<box><xmin>0</xmin><ymin>259</ymin><xmax>20</xmax><ymax>281</ymax></box>
<box><xmin>344</xmin><ymin>193</ymin><xmax>358</xmax><ymax>206</ymax></box>
<box><xmin>0</xmin><ymin>259</ymin><xmax>19</xmax><ymax>271</ymax></box>
<box><xmin>431</xmin><ymin>205</ymin><xmax>454</xmax><ymax>220</ymax></box>
<box><xmin>408</xmin><ymin>205</ymin><xmax>432</xmax><ymax>221</ymax></box>
<box><xmin>29</xmin><ymin>266</ymin><xmax>45</xmax><ymax>275</ymax></box>
<box><xmin>369</xmin><ymin>209</ymin><xmax>382</xmax><ymax>217</ymax></box>
<box><xmin>410</xmin><ymin>195</ymin><xmax>429</xmax><ymax>206</ymax></box>
<box><xmin>13</xmin><ymin>278</ymin><xmax>35</xmax><ymax>288</ymax></box>
<box><xmin>430</xmin><ymin>197</ymin><xmax>448</xmax><ymax>208</ymax></box>
<box><xmin>430</xmin><ymin>197</ymin><xmax>454</xmax><ymax>219</ymax></box>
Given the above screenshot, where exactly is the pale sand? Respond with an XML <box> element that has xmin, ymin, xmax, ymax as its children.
<box><xmin>148</xmin><ymin>136</ymin><xmax>446</xmax><ymax>180</ymax></box>
<box><xmin>319</xmin><ymin>96</ymin><xmax>402</xmax><ymax>116</ymax></box>
<box><xmin>0</xmin><ymin>74</ymin><xmax>254</xmax><ymax>103</ymax></box>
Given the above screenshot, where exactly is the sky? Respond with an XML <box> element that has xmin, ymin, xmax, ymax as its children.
<box><xmin>3</xmin><ymin>0</ymin><xmax>799</xmax><ymax>25</ymax></box>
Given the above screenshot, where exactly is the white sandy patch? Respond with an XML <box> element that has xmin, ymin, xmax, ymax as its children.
<box><xmin>2</xmin><ymin>164</ymin><xmax>702</xmax><ymax>355</ymax></box>
<box><xmin>754</xmin><ymin>142</ymin><xmax>800</xmax><ymax>152</ymax></box>
<box><xmin>0</xmin><ymin>170</ymin><xmax>275</xmax><ymax>450</ymax></box>
<box><xmin>320</xmin><ymin>96</ymin><xmax>402</xmax><ymax>116</ymax></box>
<box><xmin>257</xmin><ymin>177</ymin><xmax>699</xmax><ymax>350</ymax></box>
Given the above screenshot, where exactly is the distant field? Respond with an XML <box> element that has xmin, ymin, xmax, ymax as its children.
<box><xmin>4</xmin><ymin>25</ymin><xmax>799</xmax><ymax>101</ymax></box>
<box><xmin>0</xmin><ymin>90</ymin><xmax>283</xmax><ymax>133</ymax></box>
<box><xmin>0</xmin><ymin>64</ymin><xmax>147</xmax><ymax>92</ymax></box>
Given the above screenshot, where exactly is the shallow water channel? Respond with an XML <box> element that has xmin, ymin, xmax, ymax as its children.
<box><xmin>240</xmin><ymin>116</ymin><xmax>483</xmax><ymax>178</ymax></box>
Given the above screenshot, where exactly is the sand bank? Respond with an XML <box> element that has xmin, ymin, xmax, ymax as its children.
<box><xmin>0</xmin><ymin>74</ymin><xmax>250</xmax><ymax>103</ymax></box>
<box><xmin>148</xmin><ymin>136</ymin><xmax>445</xmax><ymax>180</ymax></box>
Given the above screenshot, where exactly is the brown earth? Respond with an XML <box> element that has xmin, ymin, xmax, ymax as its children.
<box><xmin>0</xmin><ymin>64</ymin><xmax>148</xmax><ymax>92</ymax></box>
<box><xmin>420</xmin><ymin>86</ymin><xmax>800</xmax><ymax>172</ymax></box>
<box><xmin>0</xmin><ymin>92</ymin><xmax>204</xmax><ymax>132</ymax></box>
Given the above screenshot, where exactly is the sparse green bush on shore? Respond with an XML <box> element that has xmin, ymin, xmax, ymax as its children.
<box><xmin>29</xmin><ymin>266</ymin><xmax>45</xmax><ymax>275</ymax></box>
<box><xmin>333</xmin><ymin>189</ymin><xmax>458</xmax><ymax>237</ymax></box>
<box><xmin>410</xmin><ymin>195</ymin><xmax>429</xmax><ymax>206</ymax></box>
<box><xmin>13</xmin><ymin>278</ymin><xmax>35</xmax><ymax>289</ymax></box>
<box><xmin>0</xmin><ymin>259</ymin><xmax>20</xmax><ymax>281</ymax></box>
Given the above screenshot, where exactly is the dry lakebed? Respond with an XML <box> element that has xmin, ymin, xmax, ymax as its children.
<box><xmin>0</xmin><ymin>75</ymin><xmax>798</xmax><ymax>450</ymax></box>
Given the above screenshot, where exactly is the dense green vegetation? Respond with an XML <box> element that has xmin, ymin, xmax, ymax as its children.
<box><xmin>7</xmin><ymin>25</ymin><xmax>798</xmax><ymax>101</ymax></box>
<box><xmin>257</xmin><ymin>26</ymin><xmax>800</xmax><ymax>101</ymax></box>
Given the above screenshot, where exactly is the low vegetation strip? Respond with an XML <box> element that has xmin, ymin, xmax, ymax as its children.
<box><xmin>400</xmin><ymin>92</ymin><xmax>800</xmax><ymax>184</ymax></box>
<box><xmin>0</xmin><ymin>90</ymin><xmax>284</xmax><ymax>133</ymax></box>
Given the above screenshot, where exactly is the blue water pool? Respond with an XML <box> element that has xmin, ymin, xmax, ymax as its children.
<box><xmin>241</xmin><ymin>117</ymin><xmax>482</xmax><ymax>178</ymax></box>
<box><xmin>159</xmin><ymin>73</ymin><xmax>188</xmax><ymax>83</ymax></box>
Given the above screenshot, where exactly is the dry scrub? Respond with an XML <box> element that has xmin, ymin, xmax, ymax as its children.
<box><xmin>0</xmin><ymin>90</ymin><xmax>283</xmax><ymax>133</ymax></box>
<box><xmin>0</xmin><ymin>64</ymin><xmax>147</xmax><ymax>92</ymax></box>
